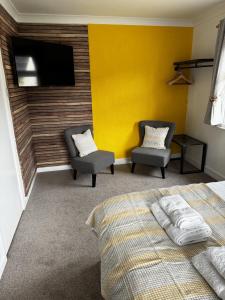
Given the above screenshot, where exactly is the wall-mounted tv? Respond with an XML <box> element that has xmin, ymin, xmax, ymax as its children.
<box><xmin>11</xmin><ymin>37</ymin><xmax>75</xmax><ymax>87</ymax></box>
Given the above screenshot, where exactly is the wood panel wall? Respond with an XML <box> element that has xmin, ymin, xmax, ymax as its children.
<box><xmin>17</xmin><ymin>24</ymin><xmax>92</xmax><ymax>168</ymax></box>
<box><xmin>0</xmin><ymin>5</ymin><xmax>92</xmax><ymax>194</ymax></box>
<box><xmin>0</xmin><ymin>5</ymin><xmax>36</xmax><ymax>195</ymax></box>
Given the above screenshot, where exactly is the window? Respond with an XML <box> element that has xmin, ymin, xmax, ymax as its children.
<box><xmin>205</xmin><ymin>19</ymin><xmax>225</xmax><ymax>128</ymax></box>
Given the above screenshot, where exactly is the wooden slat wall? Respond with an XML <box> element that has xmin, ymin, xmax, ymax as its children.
<box><xmin>0</xmin><ymin>5</ymin><xmax>36</xmax><ymax>195</ymax></box>
<box><xmin>0</xmin><ymin>5</ymin><xmax>92</xmax><ymax>194</ymax></box>
<box><xmin>17</xmin><ymin>23</ymin><xmax>92</xmax><ymax>168</ymax></box>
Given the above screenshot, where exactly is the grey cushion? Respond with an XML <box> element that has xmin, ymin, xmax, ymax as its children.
<box><xmin>71</xmin><ymin>150</ymin><xmax>115</xmax><ymax>174</ymax></box>
<box><xmin>131</xmin><ymin>147</ymin><xmax>171</xmax><ymax>167</ymax></box>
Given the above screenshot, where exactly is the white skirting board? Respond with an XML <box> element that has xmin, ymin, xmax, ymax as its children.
<box><xmin>37</xmin><ymin>164</ymin><xmax>72</xmax><ymax>173</ymax></box>
<box><xmin>37</xmin><ymin>158</ymin><xmax>129</xmax><ymax>173</ymax></box>
<box><xmin>185</xmin><ymin>157</ymin><xmax>225</xmax><ymax>181</ymax></box>
<box><xmin>36</xmin><ymin>154</ymin><xmax>181</xmax><ymax>173</ymax></box>
<box><xmin>204</xmin><ymin>165</ymin><xmax>225</xmax><ymax>181</ymax></box>
<box><xmin>23</xmin><ymin>172</ymin><xmax>37</xmax><ymax>208</ymax></box>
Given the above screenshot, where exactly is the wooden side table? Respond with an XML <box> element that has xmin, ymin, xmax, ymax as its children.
<box><xmin>172</xmin><ymin>134</ymin><xmax>207</xmax><ymax>174</ymax></box>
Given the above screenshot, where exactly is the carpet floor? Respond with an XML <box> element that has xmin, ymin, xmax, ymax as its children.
<box><xmin>0</xmin><ymin>162</ymin><xmax>213</xmax><ymax>300</ymax></box>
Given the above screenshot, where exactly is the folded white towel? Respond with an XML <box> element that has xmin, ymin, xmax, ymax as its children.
<box><xmin>192</xmin><ymin>251</ymin><xmax>225</xmax><ymax>300</ymax></box>
<box><xmin>159</xmin><ymin>194</ymin><xmax>205</xmax><ymax>230</ymax></box>
<box><xmin>151</xmin><ymin>202</ymin><xmax>171</xmax><ymax>228</ymax></box>
<box><xmin>151</xmin><ymin>202</ymin><xmax>212</xmax><ymax>246</ymax></box>
<box><xmin>159</xmin><ymin>194</ymin><xmax>190</xmax><ymax>215</ymax></box>
<box><xmin>170</xmin><ymin>207</ymin><xmax>204</xmax><ymax>229</ymax></box>
<box><xmin>207</xmin><ymin>247</ymin><xmax>225</xmax><ymax>280</ymax></box>
<box><xmin>167</xmin><ymin>223</ymin><xmax>212</xmax><ymax>246</ymax></box>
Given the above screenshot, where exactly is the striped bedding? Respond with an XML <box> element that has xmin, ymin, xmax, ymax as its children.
<box><xmin>87</xmin><ymin>183</ymin><xmax>225</xmax><ymax>300</ymax></box>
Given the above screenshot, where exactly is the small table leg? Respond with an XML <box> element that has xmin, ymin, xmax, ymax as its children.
<box><xmin>201</xmin><ymin>144</ymin><xmax>207</xmax><ymax>172</ymax></box>
<box><xmin>180</xmin><ymin>146</ymin><xmax>186</xmax><ymax>174</ymax></box>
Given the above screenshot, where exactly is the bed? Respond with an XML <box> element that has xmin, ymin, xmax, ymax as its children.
<box><xmin>86</xmin><ymin>181</ymin><xmax>225</xmax><ymax>300</ymax></box>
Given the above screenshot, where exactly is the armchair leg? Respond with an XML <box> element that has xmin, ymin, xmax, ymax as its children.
<box><xmin>92</xmin><ymin>174</ymin><xmax>96</xmax><ymax>187</ymax></box>
<box><xmin>131</xmin><ymin>162</ymin><xmax>136</xmax><ymax>173</ymax></box>
<box><xmin>110</xmin><ymin>164</ymin><xmax>114</xmax><ymax>175</ymax></box>
<box><xmin>160</xmin><ymin>167</ymin><xmax>165</xmax><ymax>179</ymax></box>
<box><xmin>73</xmin><ymin>169</ymin><xmax>77</xmax><ymax>180</ymax></box>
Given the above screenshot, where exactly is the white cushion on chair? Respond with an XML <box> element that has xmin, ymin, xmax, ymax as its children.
<box><xmin>142</xmin><ymin>126</ymin><xmax>169</xmax><ymax>150</ymax></box>
<box><xmin>72</xmin><ymin>129</ymin><xmax>97</xmax><ymax>157</ymax></box>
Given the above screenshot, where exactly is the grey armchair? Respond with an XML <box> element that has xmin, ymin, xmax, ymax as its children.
<box><xmin>64</xmin><ymin>125</ymin><xmax>115</xmax><ymax>187</ymax></box>
<box><xmin>131</xmin><ymin>120</ymin><xmax>176</xmax><ymax>179</ymax></box>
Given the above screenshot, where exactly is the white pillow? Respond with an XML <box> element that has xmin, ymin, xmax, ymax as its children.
<box><xmin>141</xmin><ymin>126</ymin><xmax>169</xmax><ymax>149</ymax></box>
<box><xmin>72</xmin><ymin>129</ymin><xmax>98</xmax><ymax>157</ymax></box>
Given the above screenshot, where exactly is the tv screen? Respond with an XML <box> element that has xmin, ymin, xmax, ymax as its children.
<box><xmin>11</xmin><ymin>37</ymin><xmax>75</xmax><ymax>87</ymax></box>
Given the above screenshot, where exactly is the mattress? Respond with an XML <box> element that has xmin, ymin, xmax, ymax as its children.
<box><xmin>87</xmin><ymin>182</ymin><xmax>225</xmax><ymax>300</ymax></box>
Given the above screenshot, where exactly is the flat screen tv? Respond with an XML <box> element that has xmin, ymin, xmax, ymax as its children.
<box><xmin>11</xmin><ymin>37</ymin><xmax>75</xmax><ymax>87</ymax></box>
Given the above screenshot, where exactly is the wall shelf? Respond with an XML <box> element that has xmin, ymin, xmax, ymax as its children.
<box><xmin>174</xmin><ymin>59</ymin><xmax>214</xmax><ymax>71</ymax></box>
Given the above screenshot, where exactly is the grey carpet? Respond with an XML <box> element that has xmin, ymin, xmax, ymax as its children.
<box><xmin>0</xmin><ymin>162</ymin><xmax>213</xmax><ymax>300</ymax></box>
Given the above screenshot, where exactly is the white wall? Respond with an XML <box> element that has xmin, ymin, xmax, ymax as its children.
<box><xmin>0</xmin><ymin>49</ymin><xmax>24</xmax><ymax>276</ymax></box>
<box><xmin>186</xmin><ymin>3</ymin><xmax>225</xmax><ymax>180</ymax></box>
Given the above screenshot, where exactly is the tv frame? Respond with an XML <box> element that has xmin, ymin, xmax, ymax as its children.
<box><xmin>10</xmin><ymin>37</ymin><xmax>75</xmax><ymax>88</ymax></box>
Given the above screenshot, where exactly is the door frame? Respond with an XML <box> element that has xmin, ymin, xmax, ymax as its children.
<box><xmin>0</xmin><ymin>49</ymin><xmax>25</xmax><ymax>209</ymax></box>
<box><xmin>0</xmin><ymin>232</ymin><xmax>7</xmax><ymax>279</ymax></box>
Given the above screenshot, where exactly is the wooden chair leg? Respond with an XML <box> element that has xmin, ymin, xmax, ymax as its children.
<box><xmin>92</xmin><ymin>174</ymin><xmax>96</xmax><ymax>187</ymax></box>
<box><xmin>73</xmin><ymin>169</ymin><xmax>77</xmax><ymax>180</ymax></box>
<box><xmin>160</xmin><ymin>167</ymin><xmax>165</xmax><ymax>179</ymax></box>
<box><xmin>110</xmin><ymin>164</ymin><xmax>114</xmax><ymax>175</ymax></box>
<box><xmin>131</xmin><ymin>162</ymin><xmax>136</xmax><ymax>173</ymax></box>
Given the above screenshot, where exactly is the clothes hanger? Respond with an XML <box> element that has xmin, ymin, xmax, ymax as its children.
<box><xmin>168</xmin><ymin>70</ymin><xmax>192</xmax><ymax>85</ymax></box>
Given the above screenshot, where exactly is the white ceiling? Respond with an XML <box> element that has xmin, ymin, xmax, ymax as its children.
<box><xmin>9</xmin><ymin>0</ymin><xmax>225</xmax><ymax>19</ymax></box>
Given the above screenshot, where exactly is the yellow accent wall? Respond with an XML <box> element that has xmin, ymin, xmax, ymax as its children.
<box><xmin>88</xmin><ymin>24</ymin><xmax>193</xmax><ymax>158</ymax></box>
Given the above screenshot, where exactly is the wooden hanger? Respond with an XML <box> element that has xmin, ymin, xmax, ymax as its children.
<box><xmin>167</xmin><ymin>70</ymin><xmax>192</xmax><ymax>86</ymax></box>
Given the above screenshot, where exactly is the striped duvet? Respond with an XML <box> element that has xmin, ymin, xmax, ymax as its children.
<box><xmin>86</xmin><ymin>183</ymin><xmax>225</xmax><ymax>300</ymax></box>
